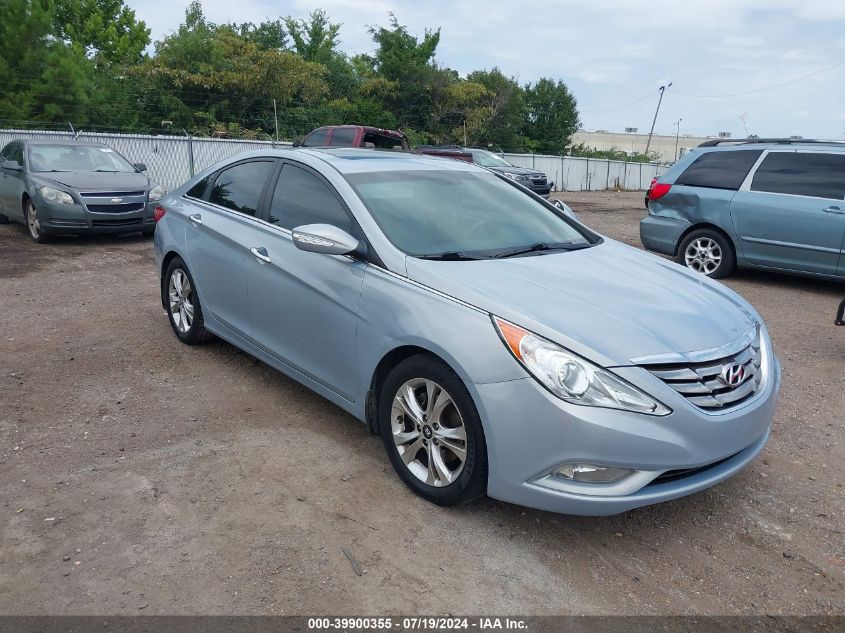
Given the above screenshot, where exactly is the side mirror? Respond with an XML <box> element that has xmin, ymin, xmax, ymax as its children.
<box><xmin>292</xmin><ymin>140</ymin><xmax>303</xmax><ymax>148</ymax></box>
<box><xmin>2</xmin><ymin>160</ymin><xmax>22</xmax><ymax>172</ymax></box>
<box><xmin>292</xmin><ymin>223</ymin><xmax>360</xmax><ymax>256</ymax></box>
<box><xmin>553</xmin><ymin>199</ymin><xmax>577</xmax><ymax>220</ymax></box>
<box><xmin>134</xmin><ymin>162</ymin><xmax>147</xmax><ymax>172</ymax></box>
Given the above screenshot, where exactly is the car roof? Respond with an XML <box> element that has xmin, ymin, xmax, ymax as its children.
<box><xmin>299</xmin><ymin>148</ymin><xmax>485</xmax><ymax>174</ymax></box>
<box><xmin>17</xmin><ymin>138</ymin><xmax>112</xmax><ymax>147</ymax></box>
<box><xmin>697</xmin><ymin>138</ymin><xmax>845</xmax><ymax>152</ymax></box>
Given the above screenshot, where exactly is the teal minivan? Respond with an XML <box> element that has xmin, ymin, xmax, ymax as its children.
<box><xmin>640</xmin><ymin>139</ymin><xmax>845</xmax><ymax>280</ymax></box>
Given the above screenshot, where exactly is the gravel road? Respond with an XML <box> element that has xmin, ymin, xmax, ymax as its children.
<box><xmin>1</xmin><ymin>191</ymin><xmax>842</xmax><ymax>615</ymax></box>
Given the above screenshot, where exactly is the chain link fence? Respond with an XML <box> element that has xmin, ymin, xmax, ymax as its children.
<box><xmin>0</xmin><ymin>128</ymin><xmax>666</xmax><ymax>193</ymax></box>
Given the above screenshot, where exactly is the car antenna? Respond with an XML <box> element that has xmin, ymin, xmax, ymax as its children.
<box><xmin>68</xmin><ymin>121</ymin><xmax>80</xmax><ymax>140</ymax></box>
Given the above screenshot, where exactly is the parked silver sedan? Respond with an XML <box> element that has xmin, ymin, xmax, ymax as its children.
<box><xmin>153</xmin><ymin>148</ymin><xmax>781</xmax><ymax>515</ymax></box>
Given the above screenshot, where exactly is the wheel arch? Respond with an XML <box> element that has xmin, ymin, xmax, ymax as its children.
<box><xmin>675</xmin><ymin>222</ymin><xmax>737</xmax><ymax>257</ymax></box>
<box><xmin>365</xmin><ymin>345</ymin><xmax>457</xmax><ymax>435</ymax></box>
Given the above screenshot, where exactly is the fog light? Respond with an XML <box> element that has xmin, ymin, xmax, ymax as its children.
<box><xmin>554</xmin><ymin>464</ymin><xmax>634</xmax><ymax>483</ymax></box>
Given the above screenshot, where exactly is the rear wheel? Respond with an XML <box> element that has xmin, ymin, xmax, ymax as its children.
<box><xmin>677</xmin><ymin>228</ymin><xmax>735</xmax><ymax>279</ymax></box>
<box><xmin>164</xmin><ymin>257</ymin><xmax>213</xmax><ymax>344</ymax></box>
<box><xmin>25</xmin><ymin>199</ymin><xmax>52</xmax><ymax>243</ymax></box>
<box><xmin>379</xmin><ymin>355</ymin><xmax>487</xmax><ymax>506</ymax></box>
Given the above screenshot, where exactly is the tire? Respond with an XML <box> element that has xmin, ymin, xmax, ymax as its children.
<box><xmin>143</xmin><ymin>228</ymin><xmax>155</xmax><ymax>237</ymax></box>
<box><xmin>676</xmin><ymin>228</ymin><xmax>736</xmax><ymax>279</ymax></box>
<box><xmin>379</xmin><ymin>354</ymin><xmax>487</xmax><ymax>506</ymax></box>
<box><xmin>0</xmin><ymin>213</ymin><xmax>9</xmax><ymax>224</ymax></box>
<box><xmin>163</xmin><ymin>257</ymin><xmax>213</xmax><ymax>345</ymax></box>
<box><xmin>25</xmin><ymin>199</ymin><xmax>52</xmax><ymax>243</ymax></box>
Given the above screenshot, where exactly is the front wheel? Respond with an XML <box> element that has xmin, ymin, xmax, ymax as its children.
<box><xmin>164</xmin><ymin>257</ymin><xmax>213</xmax><ymax>345</ymax></box>
<box><xmin>379</xmin><ymin>355</ymin><xmax>487</xmax><ymax>506</ymax></box>
<box><xmin>25</xmin><ymin>199</ymin><xmax>52</xmax><ymax>243</ymax></box>
<box><xmin>677</xmin><ymin>228</ymin><xmax>736</xmax><ymax>279</ymax></box>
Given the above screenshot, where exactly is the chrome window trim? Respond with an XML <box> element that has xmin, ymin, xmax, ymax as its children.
<box><xmin>630</xmin><ymin>325</ymin><xmax>758</xmax><ymax>365</ymax></box>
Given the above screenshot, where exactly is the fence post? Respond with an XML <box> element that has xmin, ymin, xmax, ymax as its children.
<box><xmin>187</xmin><ymin>135</ymin><xmax>195</xmax><ymax>178</ymax></box>
<box><xmin>606</xmin><ymin>159</ymin><xmax>610</xmax><ymax>190</ymax></box>
<box><xmin>623</xmin><ymin>160</ymin><xmax>628</xmax><ymax>190</ymax></box>
<box><xmin>560</xmin><ymin>156</ymin><xmax>565</xmax><ymax>192</ymax></box>
<box><xmin>585</xmin><ymin>157</ymin><xmax>589</xmax><ymax>191</ymax></box>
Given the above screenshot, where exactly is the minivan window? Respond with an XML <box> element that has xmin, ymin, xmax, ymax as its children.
<box><xmin>209</xmin><ymin>160</ymin><xmax>275</xmax><ymax>217</ymax></box>
<box><xmin>346</xmin><ymin>170</ymin><xmax>591</xmax><ymax>258</ymax></box>
<box><xmin>675</xmin><ymin>150</ymin><xmax>762</xmax><ymax>191</ymax></box>
<box><xmin>270</xmin><ymin>164</ymin><xmax>352</xmax><ymax>232</ymax></box>
<box><xmin>750</xmin><ymin>152</ymin><xmax>845</xmax><ymax>200</ymax></box>
<box><xmin>329</xmin><ymin>128</ymin><xmax>358</xmax><ymax>147</ymax></box>
<box><xmin>303</xmin><ymin>129</ymin><xmax>329</xmax><ymax>147</ymax></box>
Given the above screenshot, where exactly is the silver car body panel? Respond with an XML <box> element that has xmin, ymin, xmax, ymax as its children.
<box><xmin>155</xmin><ymin>148</ymin><xmax>781</xmax><ymax>515</ymax></box>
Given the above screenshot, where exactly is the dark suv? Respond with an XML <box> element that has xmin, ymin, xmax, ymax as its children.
<box><xmin>417</xmin><ymin>146</ymin><xmax>553</xmax><ymax>198</ymax></box>
<box><xmin>640</xmin><ymin>138</ymin><xmax>845</xmax><ymax>280</ymax></box>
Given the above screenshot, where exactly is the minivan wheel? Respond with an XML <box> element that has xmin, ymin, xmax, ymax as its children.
<box><xmin>677</xmin><ymin>229</ymin><xmax>736</xmax><ymax>279</ymax></box>
<box><xmin>164</xmin><ymin>257</ymin><xmax>213</xmax><ymax>344</ymax></box>
<box><xmin>379</xmin><ymin>355</ymin><xmax>487</xmax><ymax>506</ymax></box>
<box><xmin>25</xmin><ymin>200</ymin><xmax>52</xmax><ymax>243</ymax></box>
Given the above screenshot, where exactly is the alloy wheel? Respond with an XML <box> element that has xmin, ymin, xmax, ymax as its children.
<box><xmin>26</xmin><ymin>202</ymin><xmax>41</xmax><ymax>239</ymax></box>
<box><xmin>390</xmin><ymin>378</ymin><xmax>467</xmax><ymax>487</ymax></box>
<box><xmin>168</xmin><ymin>269</ymin><xmax>194</xmax><ymax>334</ymax></box>
<box><xmin>684</xmin><ymin>237</ymin><xmax>722</xmax><ymax>275</ymax></box>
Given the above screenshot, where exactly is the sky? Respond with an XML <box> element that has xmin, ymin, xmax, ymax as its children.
<box><xmin>125</xmin><ymin>0</ymin><xmax>845</xmax><ymax>139</ymax></box>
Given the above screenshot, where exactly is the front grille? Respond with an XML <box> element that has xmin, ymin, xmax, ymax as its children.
<box><xmin>79</xmin><ymin>191</ymin><xmax>145</xmax><ymax>197</ymax></box>
<box><xmin>647</xmin><ymin>453</ymin><xmax>736</xmax><ymax>486</ymax></box>
<box><xmin>87</xmin><ymin>203</ymin><xmax>144</xmax><ymax>214</ymax></box>
<box><xmin>91</xmin><ymin>218</ymin><xmax>143</xmax><ymax>227</ymax></box>
<box><xmin>531</xmin><ymin>177</ymin><xmax>548</xmax><ymax>186</ymax></box>
<box><xmin>643</xmin><ymin>332</ymin><xmax>762</xmax><ymax>411</ymax></box>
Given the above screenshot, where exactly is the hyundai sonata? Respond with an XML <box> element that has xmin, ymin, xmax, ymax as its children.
<box><xmin>153</xmin><ymin>148</ymin><xmax>780</xmax><ymax>515</ymax></box>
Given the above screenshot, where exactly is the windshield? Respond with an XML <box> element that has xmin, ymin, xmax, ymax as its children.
<box><xmin>470</xmin><ymin>150</ymin><xmax>513</xmax><ymax>168</ymax></box>
<box><xmin>29</xmin><ymin>144</ymin><xmax>137</xmax><ymax>173</ymax></box>
<box><xmin>346</xmin><ymin>170</ymin><xmax>593</xmax><ymax>258</ymax></box>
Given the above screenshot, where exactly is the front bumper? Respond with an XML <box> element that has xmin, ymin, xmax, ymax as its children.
<box><xmin>526</xmin><ymin>181</ymin><xmax>553</xmax><ymax>198</ymax></box>
<box><xmin>639</xmin><ymin>213</ymin><xmax>690</xmax><ymax>256</ymax></box>
<box><xmin>473</xmin><ymin>352</ymin><xmax>781</xmax><ymax>516</ymax></box>
<box><xmin>37</xmin><ymin>199</ymin><xmax>156</xmax><ymax>234</ymax></box>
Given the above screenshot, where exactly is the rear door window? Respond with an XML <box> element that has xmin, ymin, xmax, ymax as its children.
<box><xmin>302</xmin><ymin>128</ymin><xmax>329</xmax><ymax>147</ymax></box>
<box><xmin>209</xmin><ymin>160</ymin><xmax>275</xmax><ymax>217</ymax></box>
<box><xmin>269</xmin><ymin>163</ymin><xmax>352</xmax><ymax>232</ymax></box>
<box><xmin>750</xmin><ymin>152</ymin><xmax>845</xmax><ymax>200</ymax></box>
<box><xmin>675</xmin><ymin>150</ymin><xmax>762</xmax><ymax>190</ymax></box>
<box><xmin>329</xmin><ymin>128</ymin><xmax>358</xmax><ymax>147</ymax></box>
<box><xmin>186</xmin><ymin>174</ymin><xmax>212</xmax><ymax>200</ymax></box>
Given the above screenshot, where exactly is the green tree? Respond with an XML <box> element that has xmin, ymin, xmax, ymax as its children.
<box><xmin>524</xmin><ymin>78</ymin><xmax>579</xmax><ymax>154</ymax></box>
<box><xmin>467</xmin><ymin>68</ymin><xmax>527</xmax><ymax>150</ymax></box>
<box><xmin>52</xmin><ymin>0</ymin><xmax>150</xmax><ymax>63</ymax></box>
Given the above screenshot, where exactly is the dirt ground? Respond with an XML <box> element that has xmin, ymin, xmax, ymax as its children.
<box><xmin>1</xmin><ymin>190</ymin><xmax>843</xmax><ymax>615</ymax></box>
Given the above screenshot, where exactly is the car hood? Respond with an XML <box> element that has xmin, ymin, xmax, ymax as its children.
<box><xmin>486</xmin><ymin>165</ymin><xmax>544</xmax><ymax>177</ymax></box>
<box><xmin>35</xmin><ymin>171</ymin><xmax>151</xmax><ymax>191</ymax></box>
<box><xmin>404</xmin><ymin>240</ymin><xmax>758</xmax><ymax>367</ymax></box>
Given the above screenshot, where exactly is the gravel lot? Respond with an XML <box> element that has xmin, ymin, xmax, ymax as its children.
<box><xmin>1</xmin><ymin>191</ymin><xmax>843</xmax><ymax>615</ymax></box>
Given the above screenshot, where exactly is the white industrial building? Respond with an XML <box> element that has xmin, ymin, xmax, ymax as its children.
<box><xmin>572</xmin><ymin>129</ymin><xmax>723</xmax><ymax>163</ymax></box>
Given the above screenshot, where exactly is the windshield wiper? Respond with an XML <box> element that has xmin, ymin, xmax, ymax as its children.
<box><xmin>493</xmin><ymin>241</ymin><xmax>591</xmax><ymax>259</ymax></box>
<box><xmin>417</xmin><ymin>251</ymin><xmax>484</xmax><ymax>261</ymax></box>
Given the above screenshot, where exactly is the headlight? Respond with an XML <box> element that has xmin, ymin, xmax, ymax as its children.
<box><xmin>148</xmin><ymin>184</ymin><xmax>166</xmax><ymax>202</ymax></box>
<box><xmin>39</xmin><ymin>186</ymin><xmax>74</xmax><ymax>205</ymax></box>
<box><xmin>493</xmin><ymin>316</ymin><xmax>671</xmax><ymax>415</ymax></box>
<box><xmin>503</xmin><ymin>172</ymin><xmax>527</xmax><ymax>181</ymax></box>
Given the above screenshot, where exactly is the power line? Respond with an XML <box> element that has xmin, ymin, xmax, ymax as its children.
<box><xmin>673</xmin><ymin>59</ymin><xmax>845</xmax><ymax>98</ymax></box>
<box><xmin>580</xmin><ymin>90</ymin><xmax>658</xmax><ymax>114</ymax></box>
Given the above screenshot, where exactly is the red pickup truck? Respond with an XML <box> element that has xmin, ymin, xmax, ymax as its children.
<box><xmin>297</xmin><ymin>125</ymin><xmax>410</xmax><ymax>150</ymax></box>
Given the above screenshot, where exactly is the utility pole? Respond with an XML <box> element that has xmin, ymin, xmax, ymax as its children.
<box><xmin>673</xmin><ymin>118</ymin><xmax>682</xmax><ymax>162</ymax></box>
<box><xmin>739</xmin><ymin>113</ymin><xmax>749</xmax><ymax>138</ymax></box>
<box><xmin>273</xmin><ymin>99</ymin><xmax>280</xmax><ymax>144</ymax></box>
<box><xmin>645</xmin><ymin>82</ymin><xmax>671</xmax><ymax>158</ymax></box>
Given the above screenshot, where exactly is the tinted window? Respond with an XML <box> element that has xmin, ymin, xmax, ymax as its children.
<box><xmin>186</xmin><ymin>175</ymin><xmax>211</xmax><ymax>200</ymax></box>
<box><xmin>303</xmin><ymin>129</ymin><xmax>329</xmax><ymax>147</ymax></box>
<box><xmin>751</xmin><ymin>152</ymin><xmax>845</xmax><ymax>200</ymax></box>
<box><xmin>4</xmin><ymin>144</ymin><xmax>24</xmax><ymax>165</ymax></box>
<box><xmin>209</xmin><ymin>161</ymin><xmax>275</xmax><ymax>216</ymax></box>
<box><xmin>329</xmin><ymin>127</ymin><xmax>358</xmax><ymax>147</ymax></box>
<box><xmin>270</xmin><ymin>164</ymin><xmax>351</xmax><ymax>231</ymax></box>
<box><xmin>675</xmin><ymin>150</ymin><xmax>762</xmax><ymax>190</ymax></box>
<box><xmin>362</xmin><ymin>131</ymin><xmax>406</xmax><ymax>149</ymax></box>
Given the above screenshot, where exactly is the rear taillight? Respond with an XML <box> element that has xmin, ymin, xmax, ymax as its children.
<box><xmin>648</xmin><ymin>183</ymin><xmax>672</xmax><ymax>201</ymax></box>
<box><xmin>153</xmin><ymin>205</ymin><xmax>166</xmax><ymax>222</ymax></box>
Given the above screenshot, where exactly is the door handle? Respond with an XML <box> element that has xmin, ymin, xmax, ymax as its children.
<box><xmin>250</xmin><ymin>247</ymin><xmax>271</xmax><ymax>263</ymax></box>
<box><xmin>188</xmin><ymin>213</ymin><xmax>203</xmax><ymax>225</ymax></box>
<box><xmin>823</xmin><ymin>206</ymin><xmax>844</xmax><ymax>215</ymax></box>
